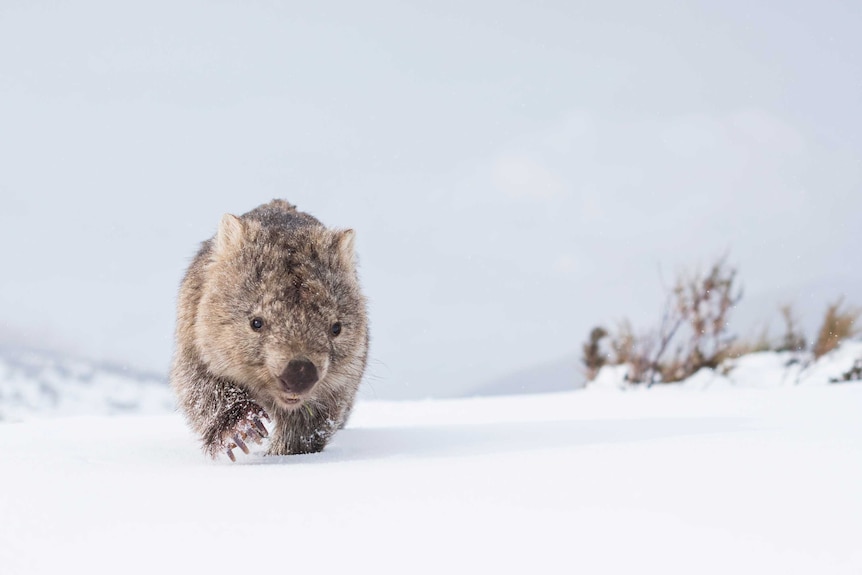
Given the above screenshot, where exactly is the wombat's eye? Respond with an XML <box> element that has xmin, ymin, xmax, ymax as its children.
<box><xmin>250</xmin><ymin>317</ymin><xmax>264</xmax><ymax>331</ymax></box>
<box><xmin>330</xmin><ymin>322</ymin><xmax>342</xmax><ymax>337</ymax></box>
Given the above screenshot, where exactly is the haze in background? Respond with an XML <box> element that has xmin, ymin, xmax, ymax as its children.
<box><xmin>1</xmin><ymin>0</ymin><xmax>860</xmax><ymax>398</ymax></box>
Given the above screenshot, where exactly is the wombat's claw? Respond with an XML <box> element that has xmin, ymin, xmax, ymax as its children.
<box><xmin>233</xmin><ymin>435</ymin><xmax>250</xmax><ymax>455</ymax></box>
<box><xmin>218</xmin><ymin>404</ymin><xmax>271</xmax><ymax>462</ymax></box>
<box><xmin>244</xmin><ymin>426</ymin><xmax>265</xmax><ymax>444</ymax></box>
<box><xmin>224</xmin><ymin>436</ymin><xmax>249</xmax><ymax>462</ymax></box>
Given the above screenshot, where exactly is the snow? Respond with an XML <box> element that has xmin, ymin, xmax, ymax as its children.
<box><xmin>0</xmin><ymin>346</ymin><xmax>173</xmax><ymax>420</ymax></box>
<box><xmin>590</xmin><ymin>340</ymin><xmax>862</xmax><ymax>391</ymax></box>
<box><xmin>2</xmin><ymin>342</ymin><xmax>861</xmax><ymax>573</ymax></box>
<box><xmin>2</xmin><ymin>382</ymin><xmax>861</xmax><ymax>574</ymax></box>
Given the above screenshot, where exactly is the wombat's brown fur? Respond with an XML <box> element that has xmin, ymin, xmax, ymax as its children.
<box><xmin>170</xmin><ymin>199</ymin><xmax>369</xmax><ymax>460</ymax></box>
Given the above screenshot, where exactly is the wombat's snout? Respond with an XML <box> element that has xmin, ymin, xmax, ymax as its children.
<box><xmin>279</xmin><ymin>359</ymin><xmax>319</xmax><ymax>394</ymax></box>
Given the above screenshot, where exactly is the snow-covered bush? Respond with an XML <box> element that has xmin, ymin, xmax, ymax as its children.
<box><xmin>582</xmin><ymin>255</ymin><xmax>742</xmax><ymax>385</ymax></box>
<box><xmin>813</xmin><ymin>298</ymin><xmax>860</xmax><ymax>359</ymax></box>
<box><xmin>581</xmin><ymin>255</ymin><xmax>860</xmax><ymax>388</ymax></box>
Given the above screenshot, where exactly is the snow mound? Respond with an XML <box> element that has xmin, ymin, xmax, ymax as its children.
<box><xmin>0</xmin><ymin>346</ymin><xmax>174</xmax><ymax>421</ymax></box>
<box><xmin>589</xmin><ymin>339</ymin><xmax>862</xmax><ymax>391</ymax></box>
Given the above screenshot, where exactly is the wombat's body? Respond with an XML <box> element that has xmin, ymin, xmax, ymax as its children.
<box><xmin>170</xmin><ymin>200</ymin><xmax>369</xmax><ymax>460</ymax></box>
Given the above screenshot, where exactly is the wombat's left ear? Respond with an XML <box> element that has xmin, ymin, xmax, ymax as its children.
<box><xmin>332</xmin><ymin>229</ymin><xmax>356</xmax><ymax>267</ymax></box>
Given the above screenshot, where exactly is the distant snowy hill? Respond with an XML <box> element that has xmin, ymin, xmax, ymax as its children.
<box><xmin>0</xmin><ymin>346</ymin><xmax>174</xmax><ymax>421</ymax></box>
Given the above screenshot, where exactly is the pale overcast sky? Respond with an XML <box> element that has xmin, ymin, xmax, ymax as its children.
<box><xmin>1</xmin><ymin>1</ymin><xmax>860</xmax><ymax>398</ymax></box>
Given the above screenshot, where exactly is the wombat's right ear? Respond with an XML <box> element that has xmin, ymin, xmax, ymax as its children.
<box><xmin>215</xmin><ymin>214</ymin><xmax>245</xmax><ymax>255</ymax></box>
<box><xmin>332</xmin><ymin>229</ymin><xmax>356</xmax><ymax>268</ymax></box>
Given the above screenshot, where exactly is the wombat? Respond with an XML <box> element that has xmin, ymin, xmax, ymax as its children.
<box><xmin>170</xmin><ymin>199</ymin><xmax>369</xmax><ymax>461</ymax></box>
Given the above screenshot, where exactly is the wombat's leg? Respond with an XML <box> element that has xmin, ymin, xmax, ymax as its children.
<box><xmin>266</xmin><ymin>408</ymin><xmax>336</xmax><ymax>456</ymax></box>
<box><xmin>174</xmin><ymin>359</ymin><xmax>271</xmax><ymax>461</ymax></box>
<box><xmin>267</xmin><ymin>426</ymin><xmax>327</xmax><ymax>456</ymax></box>
<box><xmin>201</xmin><ymin>399</ymin><xmax>271</xmax><ymax>461</ymax></box>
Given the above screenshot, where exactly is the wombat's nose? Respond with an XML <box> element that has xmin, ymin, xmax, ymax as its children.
<box><xmin>279</xmin><ymin>359</ymin><xmax>319</xmax><ymax>394</ymax></box>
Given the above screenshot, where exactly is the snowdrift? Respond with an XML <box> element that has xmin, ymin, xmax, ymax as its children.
<box><xmin>590</xmin><ymin>340</ymin><xmax>862</xmax><ymax>391</ymax></box>
<box><xmin>0</xmin><ymin>346</ymin><xmax>173</xmax><ymax>420</ymax></box>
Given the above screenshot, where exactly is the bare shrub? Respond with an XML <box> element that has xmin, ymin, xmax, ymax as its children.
<box><xmin>812</xmin><ymin>298</ymin><xmax>860</xmax><ymax>359</ymax></box>
<box><xmin>581</xmin><ymin>326</ymin><xmax>608</xmax><ymax>380</ymax></box>
<box><xmin>665</xmin><ymin>256</ymin><xmax>743</xmax><ymax>380</ymax></box>
<box><xmin>831</xmin><ymin>358</ymin><xmax>862</xmax><ymax>383</ymax></box>
<box><xmin>582</xmin><ymin>255</ymin><xmax>743</xmax><ymax>385</ymax></box>
<box><xmin>610</xmin><ymin>320</ymin><xmax>655</xmax><ymax>383</ymax></box>
<box><xmin>609</xmin><ymin>320</ymin><xmax>636</xmax><ymax>366</ymax></box>
<box><xmin>776</xmin><ymin>304</ymin><xmax>806</xmax><ymax>353</ymax></box>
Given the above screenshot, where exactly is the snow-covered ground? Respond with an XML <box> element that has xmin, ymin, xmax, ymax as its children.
<box><xmin>2</xmin><ymin>381</ymin><xmax>861</xmax><ymax>573</ymax></box>
<box><xmin>2</xmin><ymin>341</ymin><xmax>861</xmax><ymax>574</ymax></box>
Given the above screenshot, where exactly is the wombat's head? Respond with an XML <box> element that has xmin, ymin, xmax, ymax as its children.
<box><xmin>195</xmin><ymin>213</ymin><xmax>369</xmax><ymax>411</ymax></box>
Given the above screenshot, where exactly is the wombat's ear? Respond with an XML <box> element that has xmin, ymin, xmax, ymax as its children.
<box><xmin>215</xmin><ymin>214</ymin><xmax>245</xmax><ymax>255</ymax></box>
<box><xmin>332</xmin><ymin>229</ymin><xmax>356</xmax><ymax>267</ymax></box>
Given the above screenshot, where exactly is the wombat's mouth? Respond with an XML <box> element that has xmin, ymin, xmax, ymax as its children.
<box><xmin>278</xmin><ymin>393</ymin><xmax>305</xmax><ymax>409</ymax></box>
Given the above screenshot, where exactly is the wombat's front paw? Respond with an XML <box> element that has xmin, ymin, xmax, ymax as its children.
<box><xmin>206</xmin><ymin>402</ymin><xmax>271</xmax><ymax>462</ymax></box>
